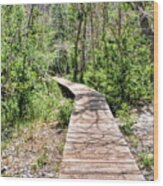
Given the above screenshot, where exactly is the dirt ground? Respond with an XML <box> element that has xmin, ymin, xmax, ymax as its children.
<box><xmin>1</xmin><ymin>121</ymin><xmax>67</xmax><ymax>178</ymax></box>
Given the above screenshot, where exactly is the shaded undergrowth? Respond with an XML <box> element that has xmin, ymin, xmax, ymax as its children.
<box><xmin>1</xmin><ymin>77</ymin><xmax>74</xmax><ymax>177</ymax></box>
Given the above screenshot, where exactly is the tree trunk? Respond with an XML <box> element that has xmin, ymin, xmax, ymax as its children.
<box><xmin>80</xmin><ymin>6</ymin><xmax>87</xmax><ymax>83</ymax></box>
<box><xmin>134</xmin><ymin>2</ymin><xmax>154</xmax><ymax>59</ymax></box>
<box><xmin>73</xmin><ymin>10</ymin><xmax>83</xmax><ymax>81</ymax></box>
<box><xmin>90</xmin><ymin>4</ymin><xmax>96</xmax><ymax>72</ymax></box>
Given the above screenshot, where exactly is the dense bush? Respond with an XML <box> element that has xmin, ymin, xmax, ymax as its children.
<box><xmin>57</xmin><ymin>99</ymin><xmax>74</xmax><ymax>128</ymax></box>
<box><xmin>1</xmin><ymin>78</ymin><xmax>70</xmax><ymax>140</ymax></box>
<box><xmin>1</xmin><ymin>5</ymin><xmax>73</xmax><ymax>141</ymax></box>
<box><xmin>1</xmin><ymin>2</ymin><xmax>154</xmax><ymax>139</ymax></box>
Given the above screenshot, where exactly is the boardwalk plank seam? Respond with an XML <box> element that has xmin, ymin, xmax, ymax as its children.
<box><xmin>54</xmin><ymin>77</ymin><xmax>144</xmax><ymax>180</ymax></box>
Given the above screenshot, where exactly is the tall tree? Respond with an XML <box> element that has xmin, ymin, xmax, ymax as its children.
<box><xmin>73</xmin><ymin>4</ymin><xmax>84</xmax><ymax>81</ymax></box>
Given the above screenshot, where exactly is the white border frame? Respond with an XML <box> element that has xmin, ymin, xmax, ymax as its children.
<box><xmin>0</xmin><ymin>1</ymin><xmax>162</xmax><ymax>186</ymax></box>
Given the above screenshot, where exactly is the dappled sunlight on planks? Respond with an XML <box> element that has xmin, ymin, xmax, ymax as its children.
<box><xmin>54</xmin><ymin>77</ymin><xmax>144</xmax><ymax>180</ymax></box>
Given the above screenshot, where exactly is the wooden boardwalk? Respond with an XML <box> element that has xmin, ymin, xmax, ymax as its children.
<box><xmin>54</xmin><ymin>77</ymin><xmax>144</xmax><ymax>180</ymax></box>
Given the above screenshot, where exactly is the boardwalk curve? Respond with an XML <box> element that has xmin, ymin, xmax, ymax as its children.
<box><xmin>54</xmin><ymin>77</ymin><xmax>144</xmax><ymax>180</ymax></box>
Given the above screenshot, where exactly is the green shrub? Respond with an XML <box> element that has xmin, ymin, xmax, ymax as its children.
<box><xmin>1</xmin><ymin>79</ymin><xmax>64</xmax><ymax>140</ymax></box>
<box><xmin>116</xmin><ymin>103</ymin><xmax>136</xmax><ymax>135</ymax></box>
<box><xmin>28</xmin><ymin>80</ymin><xmax>63</xmax><ymax>122</ymax></box>
<box><xmin>31</xmin><ymin>153</ymin><xmax>49</xmax><ymax>170</ymax></box>
<box><xmin>139</xmin><ymin>153</ymin><xmax>154</xmax><ymax>171</ymax></box>
<box><xmin>57</xmin><ymin>99</ymin><xmax>73</xmax><ymax>128</ymax></box>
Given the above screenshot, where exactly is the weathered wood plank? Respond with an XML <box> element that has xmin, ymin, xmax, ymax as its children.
<box><xmin>54</xmin><ymin>77</ymin><xmax>144</xmax><ymax>180</ymax></box>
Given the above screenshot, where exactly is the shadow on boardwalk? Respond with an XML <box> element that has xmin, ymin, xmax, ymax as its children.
<box><xmin>54</xmin><ymin>77</ymin><xmax>145</xmax><ymax>180</ymax></box>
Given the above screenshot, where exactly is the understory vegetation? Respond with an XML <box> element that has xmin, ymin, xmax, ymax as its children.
<box><xmin>1</xmin><ymin>5</ymin><xmax>74</xmax><ymax>141</ymax></box>
<box><xmin>1</xmin><ymin>2</ymin><xmax>154</xmax><ymax>179</ymax></box>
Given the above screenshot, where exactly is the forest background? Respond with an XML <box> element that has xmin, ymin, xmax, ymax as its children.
<box><xmin>1</xmin><ymin>1</ymin><xmax>154</xmax><ymax>179</ymax></box>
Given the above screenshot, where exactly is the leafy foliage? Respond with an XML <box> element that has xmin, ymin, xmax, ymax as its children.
<box><xmin>31</xmin><ymin>152</ymin><xmax>49</xmax><ymax>170</ymax></box>
<box><xmin>116</xmin><ymin>103</ymin><xmax>136</xmax><ymax>135</ymax></box>
<box><xmin>139</xmin><ymin>153</ymin><xmax>154</xmax><ymax>171</ymax></box>
<box><xmin>57</xmin><ymin>99</ymin><xmax>74</xmax><ymax>128</ymax></box>
<box><xmin>1</xmin><ymin>2</ymin><xmax>154</xmax><ymax>142</ymax></box>
<box><xmin>1</xmin><ymin>5</ymin><xmax>73</xmax><ymax>141</ymax></box>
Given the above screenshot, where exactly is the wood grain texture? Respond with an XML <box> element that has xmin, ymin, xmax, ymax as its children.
<box><xmin>54</xmin><ymin>77</ymin><xmax>144</xmax><ymax>180</ymax></box>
